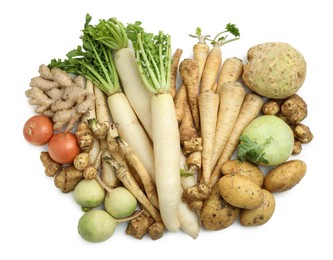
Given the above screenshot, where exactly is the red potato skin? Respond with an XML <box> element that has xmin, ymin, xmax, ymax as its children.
<box><xmin>23</xmin><ymin>115</ymin><xmax>54</xmax><ymax>146</ymax></box>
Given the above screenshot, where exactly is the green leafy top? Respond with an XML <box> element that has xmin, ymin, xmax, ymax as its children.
<box><xmin>237</xmin><ymin>135</ymin><xmax>273</xmax><ymax>165</ymax></box>
<box><xmin>126</xmin><ymin>22</ymin><xmax>172</xmax><ymax>94</ymax></box>
<box><xmin>210</xmin><ymin>23</ymin><xmax>240</xmax><ymax>46</ymax></box>
<box><xmin>189</xmin><ymin>27</ymin><xmax>210</xmax><ymax>44</ymax></box>
<box><xmin>85</xmin><ymin>17</ymin><xmax>128</xmax><ymax>51</ymax></box>
<box><xmin>49</xmin><ymin>14</ymin><xmax>120</xmax><ymax>96</ymax></box>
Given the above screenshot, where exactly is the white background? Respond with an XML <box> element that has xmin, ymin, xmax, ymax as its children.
<box><xmin>1</xmin><ymin>0</ymin><xmax>331</xmax><ymax>259</ymax></box>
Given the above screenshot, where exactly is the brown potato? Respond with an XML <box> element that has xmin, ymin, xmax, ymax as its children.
<box><xmin>221</xmin><ymin>160</ymin><xmax>264</xmax><ymax>187</ymax></box>
<box><xmin>240</xmin><ymin>189</ymin><xmax>275</xmax><ymax>226</ymax></box>
<box><xmin>264</xmin><ymin>160</ymin><xmax>306</xmax><ymax>192</ymax></box>
<box><xmin>218</xmin><ymin>174</ymin><xmax>263</xmax><ymax>209</ymax></box>
<box><xmin>200</xmin><ymin>184</ymin><xmax>240</xmax><ymax>231</ymax></box>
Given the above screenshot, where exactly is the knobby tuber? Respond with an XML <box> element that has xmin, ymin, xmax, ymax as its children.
<box><xmin>25</xmin><ymin>64</ymin><xmax>95</xmax><ymax>131</ymax></box>
<box><xmin>54</xmin><ymin>165</ymin><xmax>84</xmax><ymax>193</ymax></box>
<box><xmin>40</xmin><ymin>151</ymin><xmax>61</xmax><ymax>177</ymax></box>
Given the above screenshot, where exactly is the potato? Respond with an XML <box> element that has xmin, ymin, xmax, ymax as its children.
<box><xmin>264</xmin><ymin>160</ymin><xmax>306</xmax><ymax>192</ymax></box>
<box><xmin>221</xmin><ymin>160</ymin><xmax>264</xmax><ymax>187</ymax></box>
<box><xmin>218</xmin><ymin>174</ymin><xmax>263</xmax><ymax>209</ymax></box>
<box><xmin>200</xmin><ymin>184</ymin><xmax>240</xmax><ymax>231</ymax></box>
<box><xmin>242</xmin><ymin>42</ymin><xmax>306</xmax><ymax>99</ymax></box>
<box><xmin>240</xmin><ymin>189</ymin><xmax>275</xmax><ymax>226</ymax></box>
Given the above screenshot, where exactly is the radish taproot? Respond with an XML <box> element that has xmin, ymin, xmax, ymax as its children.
<box><xmin>127</xmin><ymin>23</ymin><xmax>181</xmax><ymax>232</ymax></box>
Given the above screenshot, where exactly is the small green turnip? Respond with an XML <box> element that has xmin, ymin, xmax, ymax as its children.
<box><xmin>78</xmin><ymin>210</ymin><xmax>117</xmax><ymax>243</ymax></box>
<box><xmin>104</xmin><ymin>187</ymin><xmax>137</xmax><ymax>218</ymax></box>
<box><xmin>74</xmin><ymin>179</ymin><xmax>105</xmax><ymax>208</ymax></box>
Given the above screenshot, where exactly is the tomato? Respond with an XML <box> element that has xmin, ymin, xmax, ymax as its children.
<box><xmin>48</xmin><ymin>132</ymin><xmax>81</xmax><ymax>164</ymax></box>
<box><xmin>23</xmin><ymin>115</ymin><xmax>54</xmax><ymax>146</ymax></box>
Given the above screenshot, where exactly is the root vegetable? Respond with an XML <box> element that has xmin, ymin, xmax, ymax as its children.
<box><xmin>40</xmin><ymin>151</ymin><xmax>61</xmax><ymax>177</ymax></box>
<box><xmin>54</xmin><ymin>165</ymin><xmax>84</xmax><ymax>193</ymax></box>
<box><xmin>179</xmin><ymin>58</ymin><xmax>200</xmax><ymax>130</ymax></box>
<box><xmin>174</xmin><ymin>84</ymin><xmax>187</xmax><ymax>124</ymax></box>
<box><xmin>209</xmin><ymin>93</ymin><xmax>264</xmax><ymax>187</ymax></box>
<box><xmin>73</xmin><ymin>152</ymin><xmax>90</xmax><ymax>171</ymax></box>
<box><xmin>240</xmin><ymin>189</ymin><xmax>275</xmax><ymax>226</ymax></box>
<box><xmin>237</xmin><ymin>115</ymin><xmax>294</xmax><ymax>166</ymax></box>
<box><xmin>264</xmin><ymin>160</ymin><xmax>306</xmax><ymax>192</ymax></box>
<box><xmin>118</xmin><ymin>139</ymin><xmax>159</xmax><ymax>209</ymax></box>
<box><xmin>74</xmin><ymin>179</ymin><xmax>105</xmax><ymax>209</ymax></box>
<box><xmin>216</xmin><ymin>57</ymin><xmax>243</xmax><ymax>94</ymax></box>
<box><xmin>218</xmin><ymin>174</ymin><xmax>263</xmax><ymax>209</ymax></box>
<box><xmin>127</xmin><ymin>23</ymin><xmax>181</xmax><ymax>232</ymax></box>
<box><xmin>104</xmin><ymin>187</ymin><xmax>137</xmax><ymax>218</ymax></box>
<box><xmin>170</xmin><ymin>48</ymin><xmax>183</xmax><ymax>99</ymax></box>
<box><xmin>75</xmin><ymin>122</ymin><xmax>94</xmax><ymax>153</ymax></box>
<box><xmin>280</xmin><ymin>94</ymin><xmax>308</xmax><ymax>124</ymax></box>
<box><xmin>293</xmin><ymin>123</ymin><xmax>314</xmax><ymax>144</ymax></box>
<box><xmin>89</xmin><ymin>17</ymin><xmax>154</xmax><ymax>138</ymax></box>
<box><xmin>200</xmin><ymin>184</ymin><xmax>240</xmax><ymax>231</ymax></box>
<box><xmin>242</xmin><ymin>42</ymin><xmax>307</xmax><ymax>99</ymax></box>
<box><xmin>126</xmin><ymin>209</ymin><xmax>154</xmax><ymax>239</ymax></box>
<box><xmin>200</xmin><ymin>24</ymin><xmax>240</xmax><ymax>93</ymax></box>
<box><xmin>211</xmin><ymin>82</ymin><xmax>245</xmax><ymax>170</ymax></box>
<box><xmin>199</xmin><ymin>90</ymin><xmax>219</xmax><ymax>185</ymax></box>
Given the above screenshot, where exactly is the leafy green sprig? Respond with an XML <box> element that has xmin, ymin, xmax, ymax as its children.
<box><xmin>209</xmin><ymin>23</ymin><xmax>240</xmax><ymax>46</ymax></box>
<box><xmin>237</xmin><ymin>135</ymin><xmax>273</xmax><ymax>165</ymax></box>
<box><xmin>126</xmin><ymin>22</ymin><xmax>172</xmax><ymax>94</ymax></box>
<box><xmin>49</xmin><ymin>14</ymin><xmax>120</xmax><ymax>96</ymax></box>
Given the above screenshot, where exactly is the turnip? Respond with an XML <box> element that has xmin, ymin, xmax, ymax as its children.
<box><xmin>237</xmin><ymin>115</ymin><xmax>294</xmax><ymax>166</ymax></box>
<box><xmin>74</xmin><ymin>179</ymin><xmax>105</xmax><ymax>208</ymax></box>
<box><xmin>78</xmin><ymin>210</ymin><xmax>117</xmax><ymax>243</ymax></box>
<box><xmin>104</xmin><ymin>187</ymin><xmax>137</xmax><ymax>219</ymax></box>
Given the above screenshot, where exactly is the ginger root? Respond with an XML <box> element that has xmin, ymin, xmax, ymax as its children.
<box><xmin>26</xmin><ymin>64</ymin><xmax>95</xmax><ymax>131</ymax></box>
<box><xmin>40</xmin><ymin>151</ymin><xmax>61</xmax><ymax>177</ymax></box>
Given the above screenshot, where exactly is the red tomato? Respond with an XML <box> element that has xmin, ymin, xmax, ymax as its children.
<box><xmin>23</xmin><ymin>115</ymin><xmax>54</xmax><ymax>146</ymax></box>
<box><xmin>48</xmin><ymin>132</ymin><xmax>81</xmax><ymax>164</ymax></box>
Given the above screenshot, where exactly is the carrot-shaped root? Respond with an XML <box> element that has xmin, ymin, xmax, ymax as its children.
<box><xmin>179</xmin><ymin>99</ymin><xmax>199</xmax><ymax>144</ymax></box>
<box><xmin>179</xmin><ymin>58</ymin><xmax>200</xmax><ymax>132</ymax></box>
<box><xmin>216</xmin><ymin>57</ymin><xmax>243</xmax><ymax>94</ymax></box>
<box><xmin>190</xmin><ymin>27</ymin><xmax>210</xmax><ymax>81</ymax></box>
<box><xmin>200</xmin><ymin>44</ymin><xmax>222</xmax><ymax>93</ymax></box>
<box><xmin>170</xmin><ymin>48</ymin><xmax>183</xmax><ymax>99</ymax></box>
<box><xmin>198</xmin><ymin>90</ymin><xmax>220</xmax><ymax>185</ymax></box>
<box><xmin>210</xmin><ymin>82</ymin><xmax>246</xmax><ymax>169</ymax></box>
<box><xmin>174</xmin><ymin>84</ymin><xmax>187</xmax><ymax>124</ymax></box>
<box><xmin>209</xmin><ymin>93</ymin><xmax>264</xmax><ymax>187</ymax></box>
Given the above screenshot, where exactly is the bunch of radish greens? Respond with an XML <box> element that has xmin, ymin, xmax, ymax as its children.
<box><xmin>49</xmin><ymin>14</ymin><xmax>181</xmax><ymax>232</ymax></box>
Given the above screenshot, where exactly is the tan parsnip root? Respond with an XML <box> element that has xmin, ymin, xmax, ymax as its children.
<box><xmin>179</xmin><ymin>101</ymin><xmax>199</xmax><ymax>144</ymax></box>
<box><xmin>209</xmin><ymin>93</ymin><xmax>264</xmax><ymax>188</ymax></box>
<box><xmin>200</xmin><ymin>44</ymin><xmax>222</xmax><ymax>93</ymax></box>
<box><xmin>199</xmin><ymin>90</ymin><xmax>219</xmax><ymax>185</ymax></box>
<box><xmin>179</xmin><ymin>58</ymin><xmax>200</xmax><ymax>130</ymax></box>
<box><xmin>170</xmin><ymin>49</ymin><xmax>183</xmax><ymax>99</ymax></box>
<box><xmin>216</xmin><ymin>57</ymin><xmax>243</xmax><ymax>94</ymax></box>
<box><xmin>211</xmin><ymin>82</ymin><xmax>246</xmax><ymax>169</ymax></box>
<box><xmin>174</xmin><ymin>84</ymin><xmax>187</xmax><ymax>124</ymax></box>
<box><xmin>190</xmin><ymin>27</ymin><xmax>210</xmax><ymax>81</ymax></box>
<box><xmin>118</xmin><ymin>139</ymin><xmax>159</xmax><ymax>209</ymax></box>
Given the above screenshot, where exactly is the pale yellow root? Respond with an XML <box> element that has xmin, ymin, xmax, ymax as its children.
<box><xmin>211</xmin><ymin>82</ymin><xmax>246</xmax><ymax>169</ymax></box>
<box><xmin>216</xmin><ymin>57</ymin><xmax>243</xmax><ymax>94</ymax></box>
<box><xmin>174</xmin><ymin>84</ymin><xmax>187</xmax><ymax>124</ymax></box>
<box><xmin>209</xmin><ymin>93</ymin><xmax>264</xmax><ymax>188</ymax></box>
<box><xmin>170</xmin><ymin>48</ymin><xmax>183</xmax><ymax>99</ymax></box>
<box><xmin>198</xmin><ymin>90</ymin><xmax>220</xmax><ymax>185</ymax></box>
<box><xmin>200</xmin><ymin>44</ymin><xmax>222</xmax><ymax>93</ymax></box>
<box><xmin>193</xmin><ymin>43</ymin><xmax>210</xmax><ymax>81</ymax></box>
<box><xmin>179</xmin><ymin>58</ymin><xmax>200</xmax><ymax>130</ymax></box>
<box><xmin>179</xmin><ymin>99</ymin><xmax>199</xmax><ymax>144</ymax></box>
